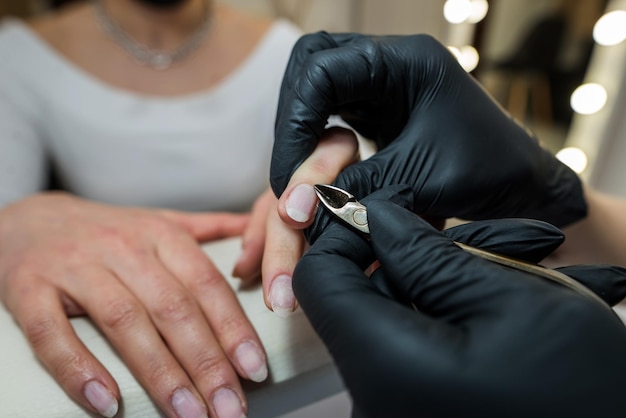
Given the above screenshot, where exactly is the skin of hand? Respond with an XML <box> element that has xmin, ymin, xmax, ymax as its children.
<box><xmin>545</xmin><ymin>186</ymin><xmax>626</xmax><ymax>267</ymax></box>
<box><xmin>293</xmin><ymin>187</ymin><xmax>626</xmax><ymax>418</ymax></box>
<box><xmin>232</xmin><ymin>127</ymin><xmax>359</xmax><ymax>317</ymax></box>
<box><xmin>271</xmin><ymin>32</ymin><xmax>587</xmax><ymax>244</ymax></box>
<box><xmin>0</xmin><ymin>192</ymin><xmax>268</xmax><ymax>418</ymax></box>
<box><xmin>231</xmin><ymin>187</ymin><xmax>275</xmax><ymax>282</ymax></box>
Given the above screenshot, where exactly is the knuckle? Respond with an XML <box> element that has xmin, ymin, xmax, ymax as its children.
<box><xmin>188</xmin><ymin>270</ymin><xmax>225</xmax><ymax>295</ymax></box>
<box><xmin>143</xmin><ymin>353</ymin><xmax>173</xmax><ymax>385</ymax></box>
<box><xmin>409</xmin><ymin>33</ymin><xmax>444</xmax><ymax>55</ymax></box>
<box><xmin>96</xmin><ymin>216</ymin><xmax>176</xmax><ymax>250</ymax></box>
<box><xmin>412</xmin><ymin>33</ymin><xmax>438</xmax><ymax>47</ymax></box>
<box><xmin>52</xmin><ymin>351</ymin><xmax>89</xmax><ymax>386</ymax></box>
<box><xmin>303</xmin><ymin>53</ymin><xmax>328</xmax><ymax>78</ymax></box>
<box><xmin>192</xmin><ymin>351</ymin><xmax>228</xmax><ymax>382</ymax></box>
<box><xmin>213</xmin><ymin>314</ymin><xmax>248</xmax><ymax>340</ymax></box>
<box><xmin>23</xmin><ymin>315</ymin><xmax>58</xmax><ymax>349</ymax></box>
<box><xmin>22</xmin><ymin>315</ymin><xmax>91</xmax><ymax>387</ymax></box>
<box><xmin>292</xmin><ymin>32</ymin><xmax>330</xmax><ymax>54</ymax></box>
<box><xmin>151</xmin><ymin>290</ymin><xmax>196</xmax><ymax>324</ymax></box>
<box><xmin>100</xmin><ymin>299</ymin><xmax>144</xmax><ymax>331</ymax></box>
<box><xmin>142</xmin><ymin>215</ymin><xmax>178</xmax><ymax>236</ymax></box>
<box><xmin>94</xmin><ymin>226</ymin><xmax>140</xmax><ymax>255</ymax></box>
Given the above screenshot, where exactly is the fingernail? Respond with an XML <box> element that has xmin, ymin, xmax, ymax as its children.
<box><xmin>212</xmin><ymin>387</ymin><xmax>246</xmax><ymax>418</ymax></box>
<box><xmin>84</xmin><ymin>380</ymin><xmax>118</xmax><ymax>418</ymax></box>
<box><xmin>286</xmin><ymin>184</ymin><xmax>317</xmax><ymax>223</ymax></box>
<box><xmin>171</xmin><ymin>387</ymin><xmax>208</xmax><ymax>418</ymax></box>
<box><xmin>269</xmin><ymin>275</ymin><xmax>296</xmax><ymax>318</ymax></box>
<box><xmin>235</xmin><ymin>341</ymin><xmax>268</xmax><ymax>382</ymax></box>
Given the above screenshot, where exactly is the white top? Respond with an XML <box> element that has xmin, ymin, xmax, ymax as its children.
<box><xmin>0</xmin><ymin>18</ymin><xmax>301</xmax><ymax>211</ymax></box>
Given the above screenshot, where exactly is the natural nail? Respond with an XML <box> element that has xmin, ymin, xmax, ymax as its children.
<box><xmin>212</xmin><ymin>387</ymin><xmax>246</xmax><ymax>418</ymax></box>
<box><xmin>84</xmin><ymin>380</ymin><xmax>118</xmax><ymax>418</ymax></box>
<box><xmin>269</xmin><ymin>275</ymin><xmax>296</xmax><ymax>318</ymax></box>
<box><xmin>235</xmin><ymin>341</ymin><xmax>268</xmax><ymax>382</ymax></box>
<box><xmin>171</xmin><ymin>387</ymin><xmax>208</xmax><ymax>418</ymax></box>
<box><xmin>286</xmin><ymin>184</ymin><xmax>317</xmax><ymax>223</ymax></box>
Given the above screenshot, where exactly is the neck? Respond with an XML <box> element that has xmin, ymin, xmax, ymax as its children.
<box><xmin>99</xmin><ymin>0</ymin><xmax>210</xmax><ymax>49</ymax></box>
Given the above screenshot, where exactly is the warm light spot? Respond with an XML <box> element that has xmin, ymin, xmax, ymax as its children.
<box><xmin>444</xmin><ymin>0</ymin><xmax>472</xmax><ymax>24</ymax></box>
<box><xmin>448</xmin><ymin>45</ymin><xmax>480</xmax><ymax>72</ymax></box>
<box><xmin>556</xmin><ymin>147</ymin><xmax>588</xmax><ymax>174</ymax></box>
<box><xmin>570</xmin><ymin>83</ymin><xmax>607</xmax><ymax>115</ymax></box>
<box><xmin>593</xmin><ymin>10</ymin><xmax>626</xmax><ymax>46</ymax></box>
<box><xmin>448</xmin><ymin>46</ymin><xmax>461</xmax><ymax>56</ymax></box>
<box><xmin>468</xmin><ymin>0</ymin><xmax>489</xmax><ymax>23</ymax></box>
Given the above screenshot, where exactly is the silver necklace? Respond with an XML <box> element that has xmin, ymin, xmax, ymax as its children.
<box><xmin>93</xmin><ymin>0</ymin><xmax>212</xmax><ymax>71</ymax></box>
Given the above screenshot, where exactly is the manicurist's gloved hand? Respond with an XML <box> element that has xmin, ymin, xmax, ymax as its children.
<box><xmin>271</xmin><ymin>33</ymin><xmax>587</xmax><ymax>238</ymax></box>
<box><xmin>293</xmin><ymin>188</ymin><xmax>626</xmax><ymax>418</ymax></box>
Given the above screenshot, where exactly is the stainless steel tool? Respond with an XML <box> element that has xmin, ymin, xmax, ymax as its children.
<box><xmin>313</xmin><ymin>184</ymin><xmax>609</xmax><ymax>310</ymax></box>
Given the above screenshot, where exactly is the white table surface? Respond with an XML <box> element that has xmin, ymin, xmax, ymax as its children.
<box><xmin>0</xmin><ymin>237</ymin><xmax>345</xmax><ymax>418</ymax></box>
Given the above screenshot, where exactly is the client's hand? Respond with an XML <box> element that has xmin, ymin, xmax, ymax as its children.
<box><xmin>0</xmin><ymin>192</ymin><xmax>264</xmax><ymax>418</ymax></box>
<box><xmin>271</xmin><ymin>32</ymin><xmax>586</xmax><ymax>243</ymax></box>
<box><xmin>233</xmin><ymin>127</ymin><xmax>359</xmax><ymax>317</ymax></box>
<box><xmin>293</xmin><ymin>188</ymin><xmax>626</xmax><ymax>418</ymax></box>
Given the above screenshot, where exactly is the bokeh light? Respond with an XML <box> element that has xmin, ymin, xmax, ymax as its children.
<box><xmin>444</xmin><ymin>0</ymin><xmax>472</xmax><ymax>24</ymax></box>
<box><xmin>570</xmin><ymin>83</ymin><xmax>607</xmax><ymax>115</ymax></box>
<box><xmin>593</xmin><ymin>10</ymin><xmax>626</xmax><ymax>46</ymax></box>
<box><xmin>468</xmin><ymin>0</ymin><xmax>489</xmax><ymax>24</ymax></box>
<box><xmin>556</xmin><ymin>147</ymin><xmax>588</xmax><ymax>174</ymax></box>
<box><xmin>448</xmin><ymin>45</ymin><xmax>480</xmax><ymax>72</ymax></box>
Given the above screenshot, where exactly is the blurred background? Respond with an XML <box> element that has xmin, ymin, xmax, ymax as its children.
<box><xmin>2</xmin><ymin>1</ymin><xmax>625</xmax><ymax>416</ymax></box>
<box><xmin>2</xmin><ymin>0</ymin><xmax>625</xmax><ymax>197</ymax></box>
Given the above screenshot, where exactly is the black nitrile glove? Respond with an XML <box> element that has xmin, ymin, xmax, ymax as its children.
<box><xmin>293</xmin><ymin>192</ymin><xmax>626</xmax><ymax>418</ymax></box>
<box><xmin>271</xmin><ymin>33</ymin><xmax>587</xmax><ymax>234</ymax></box>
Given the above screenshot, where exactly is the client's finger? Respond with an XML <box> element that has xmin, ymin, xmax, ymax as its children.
<box><xmin>261</xmin><ymin>203</ymin><xmax>303</xmax><ymax>317</ymax></box>
<box><xmin>277</xmin><ymin>127</ymin><xmax>359</xmax><ymax>228</ymax></box>
<box><xmin>263</xmin><ymin>128</ymin><xmax>359</xmax><ymax>316</ymax></box>
<box><xmin>232</xmin><ymin>188</ymin><xmax>275</xmax><ymax>281</ymax></box>
<box><xmin>8</xmin><ymin>281</ymin><xmax>120</xmax><ymax>418</ymax></box>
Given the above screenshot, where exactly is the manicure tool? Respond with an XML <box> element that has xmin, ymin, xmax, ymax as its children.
<box><xmin>313</xmin><ymin>184</ymin><xmax>610</xmax><ymax>309</ymax></box>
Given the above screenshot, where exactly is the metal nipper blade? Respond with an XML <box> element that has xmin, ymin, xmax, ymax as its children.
<box><xmin>314</xmin><ymin>184</ymin><xmax>370</xmax><ymax>235</ymax></box>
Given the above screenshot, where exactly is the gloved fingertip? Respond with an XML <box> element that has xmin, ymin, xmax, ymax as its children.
<box><xmin>557</xmin><ymin>265</ymin><xmax>626</xmax><ymax>306</ymax></box>
<box><xmin>443</xmin><ymin>219</ymin><xmax>564</xmax><ymax>263</ymax></box>
<box><xmin>269</xmin><ymin>174</ymin><xmax>287</xmax><ymax>199</ymax></box>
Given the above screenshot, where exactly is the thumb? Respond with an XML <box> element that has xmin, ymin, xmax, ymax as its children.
<box><xmin>159</xmin><ymin>210</ymin><xmax>249</xmax><ymax>242</ymax></box>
